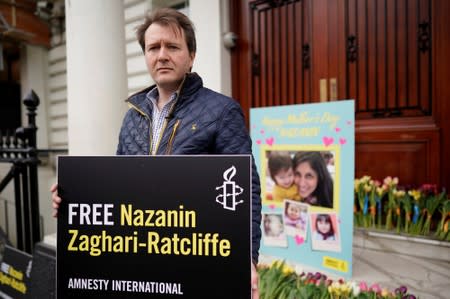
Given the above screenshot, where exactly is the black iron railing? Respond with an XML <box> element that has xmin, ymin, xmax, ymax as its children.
<box><xmin>0</xmin><ymin>90</ymin><xmax>66</xmax><ymax>254</ymax></box>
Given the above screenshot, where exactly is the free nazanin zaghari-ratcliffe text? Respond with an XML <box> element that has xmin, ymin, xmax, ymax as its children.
<box><xmin>66</xmin><ymin>203</ymin><xmax>231</xmax><ymax>257</ymax></box>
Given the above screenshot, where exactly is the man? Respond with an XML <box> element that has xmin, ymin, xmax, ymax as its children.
<box><xmin>52</xmin><ymin>7</ymin><xmax>261</xmax><ymax>298</ymax></box>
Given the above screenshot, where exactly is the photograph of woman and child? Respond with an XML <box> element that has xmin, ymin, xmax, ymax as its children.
<box><xmin>262</xmin><ymin>150</ymin><xmax>340</xmax><ymax>252</ymax></box>
<box><xmin>266</xmin><ymin>151</ymin><xmax>334</xmax><ymax>208</ymax></box>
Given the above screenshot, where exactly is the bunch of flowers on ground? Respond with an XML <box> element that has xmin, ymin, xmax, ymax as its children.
<box><xmin>354</xmin><ymin>177</ymin><xmax>449</xmax><ymax>241</ymax></box>
<box><xmin>258</xmin><ymin>261</ymin><xmax>418</xmax><ymax>299</ymax></box>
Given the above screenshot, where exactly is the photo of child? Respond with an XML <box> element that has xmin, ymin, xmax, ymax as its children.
<box><xmin>262</xmin><ymin>213</ymin><xmax>288</xmax><ymax>247</ymax></box>
<box><xmin>310</xmin><ymin>212</ymin><xmax>341</xmax><ymax>252</ymax></box>
<box><xmin>267</xmin><ymin>151</ymin><xmax>300</xmax><ymax>202</ymax></box>
<box><xmin>283</xmin><ymin>200</ymin><xmax>309</xmax><ymax>238</ymax></box>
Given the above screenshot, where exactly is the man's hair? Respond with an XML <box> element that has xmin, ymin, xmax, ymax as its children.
<box><xmin>136</xmin><ymin>7</ymin><xmax>196</xmax><ymax>54</ymax></box>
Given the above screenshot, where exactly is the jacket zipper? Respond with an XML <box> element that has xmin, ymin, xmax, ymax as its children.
<box><xmin>153</xmin><ymin>98</ymin><xmax>179</xmax><ymax>154</ymax></box>
<box><xmin>165</xmin><ymin>119</ymin><xmax>181</xmax><ymax>155</ymax></box>
<box><xmin>153</xmin><ymin>74</ymin><xmax>187</xmax><ymax>154</ymax></box>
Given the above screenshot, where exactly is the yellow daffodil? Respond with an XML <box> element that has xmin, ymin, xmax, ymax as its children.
<box><xmin>394</xmin><ymin>190</ymin><xmax>406</xmax><ymax>198</ymax></box>
<box><xmin>282</xmin><ymin>265</ymin><xmax>294</xmax><ymax>275</ymax></box>
<box><xmin>361</xmin><ymin>175</ymin><xmax>371</xmax><ymax>184</ymax></box>
<box><xmin>408</xmin><ymin>189</ymin><xmax>422</xmax><ymax>201</ymax></box>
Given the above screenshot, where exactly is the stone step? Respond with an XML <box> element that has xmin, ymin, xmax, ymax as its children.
<box><xmin>353</xmin><ymin>228</ymin><xmax>450</xmax><ymax>262</ymax></box>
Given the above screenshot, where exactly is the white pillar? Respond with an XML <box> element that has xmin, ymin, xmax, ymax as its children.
<box><xmin>20</xmin><ymin>45</ymin><xmax>49</xmax><ymax>149</ymax></box>
<box><xmin>65</xmin><ymin>0</ymin><xmax>128</xmax><ymax>155</ymax></box>
<box><xmin>189</xmin><ymin>0</ymin><xmax>232</xmax><ymax>96</ymax></box>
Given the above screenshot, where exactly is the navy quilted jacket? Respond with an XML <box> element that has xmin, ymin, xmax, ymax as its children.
<box><xmin>116</xmin><ymin>72</ymin><xmax>261</xmax><ymax>262</ymax></box>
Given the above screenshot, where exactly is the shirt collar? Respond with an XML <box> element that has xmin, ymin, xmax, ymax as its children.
<box><xmin>146</xmin><ymin>87</ymin><xmax>178</xmax><ymax>110</ymax></box>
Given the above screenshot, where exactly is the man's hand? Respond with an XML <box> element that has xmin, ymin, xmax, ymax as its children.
<box><xmin>251</xmin><ymin>262</ymin><xmax>259</xmax><ymax>299</ymax></box>
<box><xmin>50</xmin><ymin>183</ymin><xmax>61</xmax><ymax>217</ymax></box>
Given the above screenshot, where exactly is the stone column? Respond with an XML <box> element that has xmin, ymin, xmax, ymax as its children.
<box><xmin>189</xmin><ymin>0</ymin><xmax>232</xmax><ymax>96</ymax></box>
<box><xmin>65</xmin><ymin>0</ymin><xmax>128</xmax><ymax>155</ymax></box>
<box><xmin>20</xmin><ymin>45</ymin><xmax>49</xmax><ymax>149</ymax></box>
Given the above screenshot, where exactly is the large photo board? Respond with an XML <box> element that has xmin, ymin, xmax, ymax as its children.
<box><xmin>251</xmin><ymin>100</ymin><xmax>355</xmax><ymax>278</ymax></box>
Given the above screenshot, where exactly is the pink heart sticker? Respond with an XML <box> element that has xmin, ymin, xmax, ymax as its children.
<box><xmin>269</xmin><ymin>204</ymin><xmax>276</xmax><ymax>210</ymax></box>
<box><xmin>260</xmin><ymin>129</ymin><xmax>265</xmax><ymax>134</ymax></box>
<box><xmin>322</xmin><ymin>136</ymin><xmax>334</xmax><ymax>147</ymax></box>
<box><xmin>265</xmin><ymin>137</ymin><xmax>274</xmax><ymax>146</ymax></box>
<box><xmin>295</xmin><ymin>235</ymin><xmax>305</xmax><ymax>245</ymax></box>
<box><xmin>335</xmin><ymin>127</ymin><xmax>341</xmax><ymax>132</ymax></box>
<box><xmin>339</xmin><ymin>137</ymin><xmax>347</xmax><ymax>145</ymax></box>
<box><xmin>256</xmin><ymin>140</ymin><xmax>262</xmax><ymax>145</ymax></box>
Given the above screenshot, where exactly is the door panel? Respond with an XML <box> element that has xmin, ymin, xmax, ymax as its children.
<box><xmin>231</xmin><ymin>0</ymin><xmax>447</xmax><ymax>188</ymax></box>
<box><xmin>342</xmin><ymin>0</ymin><xmax>432</xmax><ymax>118</ymax></box>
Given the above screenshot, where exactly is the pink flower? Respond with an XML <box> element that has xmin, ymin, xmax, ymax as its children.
<box><xmin>370</xmin><ymin>283</ymin><xmax>382</xmax><ymax>293</ymax></box>
<box><xmin>359</xmin><ymin>282</ymin><xmax>368</xmax><ymax>292</ymax></box>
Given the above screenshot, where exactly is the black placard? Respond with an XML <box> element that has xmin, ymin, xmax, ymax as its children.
<box><xmin>0</xmin><ymin>245</ymin><xmax>32</xmax><ymax>299</ymax></box>
<box><xmin>57</xmin><ymin>156</ymin><xmax>251</xmax><ymax>298</ymax></box>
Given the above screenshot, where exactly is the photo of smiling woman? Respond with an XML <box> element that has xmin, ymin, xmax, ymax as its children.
<box><xmin>293</xmin><ymin>151</ymin><xmax>333</xmax><ymax>208</ymax></box>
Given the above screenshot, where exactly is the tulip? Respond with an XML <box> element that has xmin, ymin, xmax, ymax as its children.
<box><xmin>361</xmin><ymin>175</ymin><xmax>371</xmax><ymax>183</ymax></box>
<box><xmin>370</xmin><ymin>283</ymin><xmax>382</xmax><ymax>294</ymax></box>
<box><xmin>282</xmin><ymin>265</ymin><xmax>294</xmax><ymax>275</ymax></box>
<box><xmin>352</xmin><ymin>285</ymin><xmax>360</xmax><ymax>296</ymax></box>
<box><xmin>359</xmin><ymin>281</ymin><xmax>368</xmax><ymax>292</ymax></box>
<box><xmin>313</xmin><ymin>272</ymin><xmax>322</xmax><ymax>280</ymax></box>
<box><xmin>307</xmin><ymin>278</ymin><xmax>317</xmax><ymax>285</ymax></box>
<box><xmin>395</xmin><ymin>285</ymin><xmax>408</xmax><ymax>294</ymax></box>
<box><xmin>331</xmin><ymin>281</ymin><xmax>340</xmax><ymax>289</ymax></box>
<box><xmin>384</xmin><ymin>176</ymin><xmax>392</xmax><ymax>185</ymax></box>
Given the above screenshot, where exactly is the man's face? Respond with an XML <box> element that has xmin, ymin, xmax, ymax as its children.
<box><xmin>144</xmin><ymin>23</ymin><xmax>195</xmax><ymax>92</ymax></box>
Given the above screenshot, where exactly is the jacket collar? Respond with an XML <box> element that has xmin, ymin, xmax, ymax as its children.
<box><xmin>126</xmin><ymin>72</ymin><xmax>203</xmax><ymax>116</ymax></box>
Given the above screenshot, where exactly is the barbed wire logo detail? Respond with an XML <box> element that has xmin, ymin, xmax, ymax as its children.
<box><xmin>216</xmin><ymin>166</ymin><xmax>244</xmax><ymax>211</ymax></box>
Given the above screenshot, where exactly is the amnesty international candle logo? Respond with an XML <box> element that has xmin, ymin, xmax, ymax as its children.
<box><xmin>216</xmin><ymin>166</ymin><xmax>244</xmax><ymax>211</ymax></box>
<box><xmin>57</xmin><ymin>156</ymin><xmax>252</xmax><ymax>299</ymax></box>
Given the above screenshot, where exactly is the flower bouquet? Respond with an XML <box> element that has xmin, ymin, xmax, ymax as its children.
<box><xmin>354</xmin><ymin>176</ymin><xmax>449</xmax><ymax>241</ymax></box>
<box><xmin>258</xmin><ymin>261</ymin><xmax>418</xmax><ymax>299</ymax></box>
